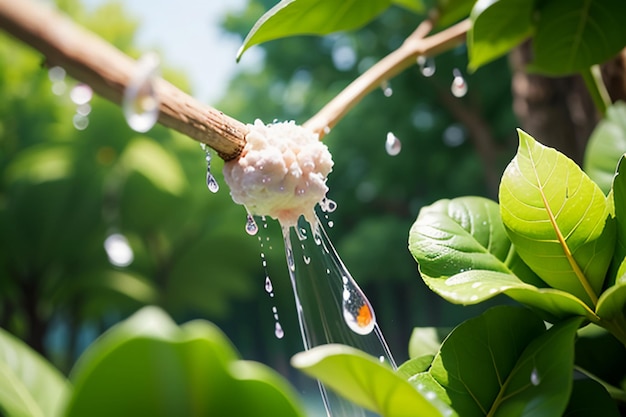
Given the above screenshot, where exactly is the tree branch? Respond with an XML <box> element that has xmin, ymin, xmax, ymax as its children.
<box><xmin>0</xmin><ymin>0</ymin><xmax>247</xmax><ymax>161</ymax></box>
<box><xmin>304</xmin><ymin>18</ymin><xmax>471</xmax><ymax>138</ymax></box>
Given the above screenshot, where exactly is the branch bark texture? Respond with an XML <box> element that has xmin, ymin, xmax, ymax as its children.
<box><xmin>0</xmin><ymin>0</ymin><xmax>247</xmax><ymax>160</ymax></box>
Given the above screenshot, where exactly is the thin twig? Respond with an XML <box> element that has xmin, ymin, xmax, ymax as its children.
<box><xmin>304</xmin><ymin>19</ymin><xmax>471</xmax><ymax>138</ymax></box>
<box><xmin>0</xmin><ymin>0</ymin><xmax>247</xmax><ymax>160</ymax></box>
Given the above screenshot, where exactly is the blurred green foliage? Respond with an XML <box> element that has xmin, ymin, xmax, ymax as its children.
<box><xmin>0</xmin><ymin>0</ymin><xmax>275</xmax><ymax>371</ymax></box>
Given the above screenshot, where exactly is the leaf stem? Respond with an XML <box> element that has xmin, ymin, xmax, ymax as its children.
<box><xmin>304</xmin><ymin>18</ymin><xmax>471</xmax><ymax>138</ymax></box>
<box><xmin>580</xmin><ymin>65</ymin><xmax>611</xmax><ymax>117</ymax></box>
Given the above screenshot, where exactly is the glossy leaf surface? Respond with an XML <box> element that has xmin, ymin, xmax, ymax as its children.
<box><xmin>499</xmin><ymin>129</ymin><xmax>615</xmax><ymax>307</ymax></box>
<box><xmin>425</xmin><ymin>306</ymin><xmax>581</xmax><ymax>416</ymax></box>
<box><xmin>292</xmin><ymin>344</ymin><xmax>455</xmax><ymax>417</ymax></box>
<box><xmin>530</xmin><ymin>0</ymin><xmax>626</xmax><ymax>75</ymax></box>
<box><xmin>409</xmin><ymin>196</ymin><xmax>595</xmax><ymax>321</ymax></box>
<box><xmin>237</xmin><ymin>0</ymin><xmax>391</xmax><ymax>59</ymax></box>
<box><xmin>468</xmin><ymin>0</ymin><xmax>533</xmax><ymax>71</ymax></box>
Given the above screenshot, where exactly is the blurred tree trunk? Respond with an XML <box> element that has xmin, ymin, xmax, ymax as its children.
<box><xmin>510</xmin><ymin>43</ymin><xmax>626</xmax><ymax>165</ymax></box>
<box><xmin>509</xmin><ymin>42</ymin><xmax>596</xmax><ymax>164</ymax></box>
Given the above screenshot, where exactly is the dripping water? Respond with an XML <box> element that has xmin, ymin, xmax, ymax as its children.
<box><xmin>245</xmin><ymin>213</ymin><xmax>258</xmax><ymax>235</ymax></box>
<box><xmin>381</xmin><ymin>80</ymin><xmax>393</xmax><ymax>97</ymax></box>
<box><xmin>257</xmin><ymin>220</ymin><xmax>284</xmax><ymax>339</ymax></box>
<box><xmin>385</xmin><ymin>132</ymin><xmax>402</xmax><ymax>156</ymax></box>
<box><xmin>451</xmin><ymin>68</ymin><xmax>468</xmax><ymax>98</ymax></box>
<box><xmin>123</xmin><ymin>52</ymin><xmax>160</xmax><ymax>133</ymax></box>
<box><xmin>417</xmin><ymin>56</ymin><xmax>436</xmax><ymax>77</ymax></box>
<box><xmin>201</xmin><ymin>143</ymin><xmax>219</xmax><ymax>193</ymax></box>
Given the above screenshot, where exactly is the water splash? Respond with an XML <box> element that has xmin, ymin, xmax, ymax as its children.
<box><xmin>381</xmin><ymin>80</ymin><xmax>393</xmax><ymax>97</ymax></box>
<box><xmin>281</xmin><ymin>213</ymin><xmax>396</xmax><ymax>416</ymax></box>
<box><xmin>385</xmin><ymin>132</ymin><xmax>402</xmax><ymax>156</ymax></box>
<box><xmin>417</xmin><ymin>56</ymin><xmax>436</xmax><ymax>77</ymax></box>
<box><xmin>123</xmin><ymin>52</ymin><xmax>160</xmax><ymax>133</ymax></box>
<box><xmin>451</xmin><ymin>68</ymin><xmax>468</xmax><ymax>98</ymax></box>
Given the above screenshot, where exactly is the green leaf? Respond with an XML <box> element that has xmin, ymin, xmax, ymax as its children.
<box><xmin>0</xmin><ymin>328</ymin><xmax>70</xmax><ymax>417</ymax></box>
<box><xmin>63</xmin><ymin>307</ymin><xmax>305</xmax><ymax>417</ymax></box>
<box><xmin>409</xmin><ymin>196</ymin><xmax>595</xmax><ymax>321</ymax></box>
<box><xmin>408</xmin><ymin>327</ymin><xmax>452</xmax><ymax>359</ymax></box>
<box><xmin>467</xmin><ymin>0</ymin><xmax>534</xmax><ymax>71</ymax></box>
<box><xmin>609</xmin><ymin>154</ymin><xmax>626</xmax><ymax>284</ymax></box>
<box><xmin>392</xmin><ymin>0</ymin><xmax>427</xmax><ymax>14</ymax></box>
<box><xmin>564</xmin><ymin>379</ymin><xmax>620</xmax><ymax>416</ymax></box>
<box><xmin>529</xmin><ymin>0</ymin><xmax>626</xmax><ymax>75</ymax></box>
<box><xmin>120</xmin><ymin>137</ymin><xmax>187</xmax><ymax>195</ymax></box>
<box><xmin>237</xmin><ymin>0</ymin><xmax>392</xmax><ymax>60</ymax></box>
<box><xmin>428</xmin><ymin>306</ymin><xmax>582</xmax><ymax>416</ymax></box>
<box><xmin>397</xmin><ymin>355</ymin><xmax>435</xmax><ymax>379</ymax></box>
<box><xmin>499</xmin><ymin>129</ymin><xmax>615</xmax><ymax>307</ymax></box>
<box><xmin>291</xmin><ymin>344</ymin><xmax>455</xmax><ymax>417</ymax></box>
<box><xmin>583</xmin><ymin>101</ymin><xmax>626</xmax><ymax>194</ymax></box>
<box><xmin>436</xmin><ymin>0</ymin><xmax>475</xmax><ymax>28</ymax></box>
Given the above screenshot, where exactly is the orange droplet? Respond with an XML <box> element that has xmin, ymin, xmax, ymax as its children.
<box><xmin>356</xmin><ymin>304</ymin><xmax>373</xmax><ymax>328</ymax></box>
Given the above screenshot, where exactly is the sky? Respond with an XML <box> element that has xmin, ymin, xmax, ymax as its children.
<box><xmin>83</xmin><ymin>0</ymin><xmax>259</xmax><ymax>104</ymax></box>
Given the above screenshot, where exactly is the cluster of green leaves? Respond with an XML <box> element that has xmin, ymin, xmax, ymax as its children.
<box><xmin>0</xmin><ymin>307</ymin><xmax>306</xmax><ymax>417</ymax></box>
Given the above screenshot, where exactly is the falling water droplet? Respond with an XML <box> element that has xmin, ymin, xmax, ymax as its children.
<box><xmin>451</xmin><ymin>68</ymin><xmax>468</xmax><ymax>98</ymax></box>
<box><xmin>70</xmin><ymin>83</ymin><xmax>93</xmax><ymax>105</ymax></box>
<box><xmin>342</xmin><ymin>275</ymin><xmax>376</xmax><ymax>335</ymax></box>
<box><xmin>381</xmin><ymin>80</ymin><xmax>393</xmax><ymax>97</ymax></box>
<box><xmin>274</xmin><ymin>321</ymin><xmax>285</xmax><ymax>339</ymax></box>
<box><xmin>530</xmin><ymin>368</ymin><xmax>540</xmax><ymax>386</ymax></box>
<box><xmin>264</xmin><ymin>276</ymin><xmax>274</xmax><ymax>294</ymax></box>
<box><xmin>246</xmin><ymin>214</ymin><xmax>258</xmax><ymax>235</ymax></box>
<box><xmin>417</xmin><ymin>56</ymin><xmax>436</xmax><ymax>77</ymax></box>
<box><xmin>385</xmin><ymin>132</ymin><xmax>402</xmax><ymax>156</ymax></box>
<box><xmin>123</xmin><ymin>52</ymin><xmax>160</xmax><ymax>133</ymax></box>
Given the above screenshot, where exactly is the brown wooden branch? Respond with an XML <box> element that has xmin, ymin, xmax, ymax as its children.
<box><xmin>0</xmin><ymin>0</ymin><xmax>247</xmax><ymax>161</ymax></box>
<box><xmin>304</xmin><ymin>19</ymin><xmax>471</xmax><ymax>138</ymax></box>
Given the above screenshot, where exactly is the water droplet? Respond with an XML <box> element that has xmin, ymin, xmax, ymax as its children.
<box><xmin>123</xmin><ymin>52</ymin><xmax>160</xmax><ymax>133</ymax></box>
<box><xmin>379</xmin><ymin>355</ymin><xmax>385</xmax><ymax>363</ymax></box>
<box><xmin>104</xmin><ymin>233</ymin><xmax>134</xmax><ymax>267</ymax></box>
<box><xmin>328</xmin><ymin>220</ymin><xmax>334</xmax><ymax>228</ymax></box>
<box><xmin>274</xmin><ymin>321</ymin><xmax>285</xmax><ymax>339</ymax></box>
<box><xmin>73</xmin><ymin>113</ymin><xmax>89</xmax><ymax>131</ymax></box>
<box><xmin>342</xmin><ymin>275</ymin><xmax>376</xmax><ymax>335</ymax></box>
<box><xmin>530</xmin><ymin>368</ymin><xmax>540</xmax><ymax>386</ymax></box>
<box><xmin>451</xmin><ymin>68</ymin><xmax>468</xmax><ymax>98</ymax></box>
<box><xmin>385</xmin><ymin>132</ymin><xmax>402</xmax><ymax>156</ymax></box>
<box><xmin>70</xmin><ymin>83</ymin><xmax>93</xmax><ymax>105</ymax></box>
<box><xmin>76</xmin><ymin>103</ymin><xmax>91</xmax><ymax>116</ymax></box>
<box><xmin>246</xmin><ymin>214</ymin><xmax>258</xmax><ymax>235</ymax></box>
<box><xmin>417</xmin><ymin>56</ymin><xmax>436</xmax><ymax>77</ymax></box>
<box><xmin>206</xmin><ymin>174</ymin><xmax>219</xmax><ymax>193</ymax></box>
<box><xmin>265</xmin><ymin>276</ymin><xmax>273</xmax><ymax>294</ymax></box>
<box><xmin>323</xmin><ymin>126</ymin><xmax>331</xmax><ymax>135</ymax></box>
<box><xmin>381</xmin><ymin>80</ymin><xmax>393</xmax><ymax>97</ymax></box>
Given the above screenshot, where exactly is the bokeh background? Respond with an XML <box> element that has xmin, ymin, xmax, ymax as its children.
<box><xmin>0</xmin><ymin>0</ymin><xmax>605</xmax><ymax>387</ymax></box>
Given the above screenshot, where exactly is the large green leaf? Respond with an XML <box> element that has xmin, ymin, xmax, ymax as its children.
<box><xmin>426</xmin><ymin>306</ymin><xmax>582</xmax><ymax>416</ymax></box>
<box><xmin>529</xmin><ymin>0</ymin><xmax>626</xmax><ymax>75</ymax></box>
<box><xmin>237</xmin><ymin>0</ymin><xmax>392</xmax><ymax>60</ymax></box>
<box><xmin>408</xmin><ymin>196</ymin><xmax>595</xmax><ymax>321</ymax></box>
<box><xmin>499</xmin><ymin>129</ymin><xmax>615</xmax><ymax>307</ymax></box>
<box><xmin>583</xmin><ymin>102</ymin><xmax>626</xmax><ymax>194</ymax></box>
<box><xmin>62</xmin><ymin>307</ymin><xmax>305</xmax><ymax>417</ymax></box>
<box><xmin>291</xmin><ymin>344</ymin><xmax>455</xmax><ymax>417</ymax></box>
<box><xmin>436</xmin><ymin>0</ymin><xmax>475</xmax><ymax>28</ymax></box>
<box><xmin>0</xmin><ymin>328</ymin><xmax>70</xmax><ymax>417</ymax></box>
<box><xmin>467</xmin><ymin>0</ymin><xmax>534</xmax><ymax>71</ymax></box>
